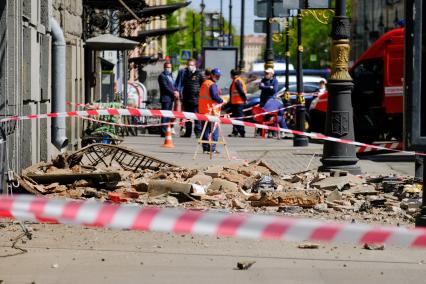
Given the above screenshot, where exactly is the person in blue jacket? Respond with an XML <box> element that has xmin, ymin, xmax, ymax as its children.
<box><xmin>259</xmin><ymin>68</ymin><xmax>278</xmax><ymax>107</ymax></box>
<box><xmin>158</xmin><ymin>61</ymin><xmax>179</xmax><ymax>137</ymax></box>
<box><xmin>263</xmin><ymin>97</ymin><xmax>288</xmax><ymax>138</ymax></box>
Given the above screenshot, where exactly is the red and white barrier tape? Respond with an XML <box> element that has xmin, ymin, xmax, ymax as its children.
<box><xmin>232</xmin><ymin>104</ymin><xmax>298</xmax><ymax>120</ymax></box>
<box><xmin>357</xmin><ymin>142</ymin><xmax>403</xmax><ymax>154</ymax></box>
<box><xmin>0</xmin><ymin>108</ymin><xmax>422</xmax><ymax>156</ymax></box>
<box><xmin>1</xmin><ymin>195</ymin><xmax>426</xmax><ymax>248</ymax></box>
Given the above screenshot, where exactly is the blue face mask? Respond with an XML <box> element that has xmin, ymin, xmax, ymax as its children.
<box><xmin>165</xmin><ymin>68</ymin><xmax>172</xmax><ymax>74</ymax></box>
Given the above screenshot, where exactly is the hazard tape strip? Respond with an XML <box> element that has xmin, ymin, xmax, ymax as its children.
<box><xmin>0</xmin><ymin>108</ymin><xmax>423</xmax><ymax>156</ymax></box>
<box><xmin>232</xmin><ymin>104</ymin><xmax>298</xmax><ymax>120</ymax></box>
<box><xmin>357</xmin><ymin>142</ymin><xmax>403</xmax><ymax>154</ymax></box>
<box><xmin>1</xmin><ymin>195</ymin><xmax>426</xmax><ymax>248</ymax></box>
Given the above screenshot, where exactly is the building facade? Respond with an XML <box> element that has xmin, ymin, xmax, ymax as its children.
<box><xmin>351</xmin><ymin>0</ymin><xmax>405</xmax><ymax>60</ymax></box>
<box><xmin>244</xmin><ymin>35</ymin><xmax>266</xmax><ymax>71</ymax></box>
<box><xmin>0</xmin><ymin>0</ymin><xmax>85</xmax><ymax>178</ymax></box>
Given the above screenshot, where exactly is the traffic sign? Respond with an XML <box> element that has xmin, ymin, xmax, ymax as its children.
<box><xmin>180</xmin><ymin>50</ymin><xmax>192</xmax><ymax>61</ymax></box>
<box><xmin>254</xmin><ymin>20</ymin><xmax>281</xmax><ymax>34</ymax></box>
<box><xmin>255</xmin><ymin>0</ymin><xmax>332</xmax><ymax>19</ymax></box>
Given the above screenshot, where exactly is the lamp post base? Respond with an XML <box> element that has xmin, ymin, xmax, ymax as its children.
<box><xmin>416</xmin><ymin>156</ymin><xmax>426</xmax><ymax>227</ymax></box>
<box><xmin>415</xmin><ymin>208</ymin><xmax>426</xmax><ymax>227</ymax></box>
<box><xmin>320</xmin><ymin>79</ymin><xmax>360</xmax><ymax>175</ymax></box>
<box><xmin>293</xmin><ymin>105</ymin><xmax>309</xmax><ymax>147</ymax></box>
<box><xmin>319</xmin><ymin>157</ymin><xmax>361</xmax><ymax>175</ymax></box>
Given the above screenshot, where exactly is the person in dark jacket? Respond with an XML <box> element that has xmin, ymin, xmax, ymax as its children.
<box><xmin>158</xmin><ymin>61</ymin><xmax>179</xmax><ymax>137</ymax></box>
<box><xmin>228</xmin><ymin>69</ymin><xmax>247</xmax><ymax>137</ymax></box>
<box><xmin>259</xmin><ymin>68</ymin><xmax>278</xmax><ymax>107</ymax></box>
<box><xmin>175</xmin><ymin>59</ymin><xmax>204</xmax><ymax>137</ymax></box>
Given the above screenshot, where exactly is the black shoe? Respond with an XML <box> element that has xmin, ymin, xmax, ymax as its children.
<box><xmin>212</xmin><ymin>150</ymin><xmax>220</xmax><ymax>154</ymax></box>
<box><xmin>228</xmin><ymin>133</ymin><xmax>238</xmax><ymax>137</ymax></box>
<box><xmin>240</xmin><ymin>133</ymin><xmax>245</xmax><ymax>138</ymax></box>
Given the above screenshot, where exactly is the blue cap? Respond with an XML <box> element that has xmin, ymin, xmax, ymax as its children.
<box><xmin>211</xmin><ymin>68</ymin><xmax>221</xmax><ymax>76</ymax></box>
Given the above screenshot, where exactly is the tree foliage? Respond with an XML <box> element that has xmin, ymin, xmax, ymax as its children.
<box><xmin>272</xmin><ymin>13</ymin><xmax>332</xmax><ymax>69</ymax></box>
<box><xmin>272</xmin><ymin>1</ymin><xmax>352</xmax><ymax>69</ymax></box>
<box><xmin>166</xmin><ymin>0</ymin><xmax>237</xmax><ymax>65</ymax></box>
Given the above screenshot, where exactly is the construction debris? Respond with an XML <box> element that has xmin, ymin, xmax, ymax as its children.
<box><xmin>363</xmin><ymin>243</ymin><xmax>385</xmax><ymax>250</ymax></box>
<box><xmin>298</xmin><ymin>243</ymin><xmax>320</xmax><ymax>249</ymax></box>
<box><xmin>16</xmin><ymin>148</ymin><xmax>423</xmax><ymax>226</ymax></box>
<box><xmin>236</xmin><ymin>260</ymin><xmax>256</xmax><ymax>270</ymax></box>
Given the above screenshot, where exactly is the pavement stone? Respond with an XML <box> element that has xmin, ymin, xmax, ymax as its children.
<box><xmin>122</xmin><ymin>124</ymin><xmax>414</xmax><ymax>176</ymax></box>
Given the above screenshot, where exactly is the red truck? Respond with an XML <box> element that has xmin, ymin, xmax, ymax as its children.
<box><xmin>309</xmin><ymin>28</ymin><xmax>404</xmax><ymax>143</ymax></box>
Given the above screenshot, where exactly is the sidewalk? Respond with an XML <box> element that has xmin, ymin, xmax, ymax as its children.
<box><xmin>123</xmin><ymin>125</ymin><xmax>414</xmax><ymax>176</ymax></box>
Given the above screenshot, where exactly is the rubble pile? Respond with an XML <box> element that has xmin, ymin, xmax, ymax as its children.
<box><xmin>18</xmin><ymin>151</ymin><xmax>422</xmax><ymax>226</ymax></box>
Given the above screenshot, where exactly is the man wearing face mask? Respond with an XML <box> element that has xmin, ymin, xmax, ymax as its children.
<box><xmin>158</xmin><ymin>61</ymin><xmax>179</xmax><ymax>137</ymax></box>
<box><xmin>175</xmin><ymin>59</ymin><xmax>204</xmax><ymax>138</ymax></box>
<box><xmin>199</xmin><ymin>68</ymin><xmax>223</xmax><ymax>154</ymax></box>
<box><xmin>259</xmin><ymin>68</ymin><xmax>278</xmax><ymax>107</ymax></box>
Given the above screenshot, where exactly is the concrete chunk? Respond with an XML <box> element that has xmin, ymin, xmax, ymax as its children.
<box><xmin>251</xmin><ymin>190</ymin><xmax>323</xmax><ymax>208</ymax></box>
<box><xmin>207</xmin><ymin>178</ymin><xmax>239</xmax><ymax>193</ymax></box>
<box><xmin>188</xmin><ymin>174</ymin><xmax>213</xmax><ymax>186</ymax></box>
<box><xmin>312</xmin><ymin>174</ymin><xmax>363</xmax><ymax>191</ymax></box>
<box><xmin>204</xmin><ymin>166</ymin><xmax>224</xmax><ymax>178</ymax></box>
<box><xmin>148</xmin><ymin>180</ymin><xmax>192</xmax><ymax>197</ymax></box>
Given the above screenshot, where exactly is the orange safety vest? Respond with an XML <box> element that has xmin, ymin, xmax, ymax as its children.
<box><xmin>199</xmin><ymin>79</ymin><xmax>217</xmax><ymax>114</ymax></box>
<box><xmin>230</xmin><ymin>77</ymin><xmax>247</xmax><ymax>105</ymax></box>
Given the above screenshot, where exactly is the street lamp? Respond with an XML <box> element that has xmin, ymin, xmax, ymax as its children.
<box><xmin>239</xmin><ymin>0</ymin><xmax>245</xmax><ymax>71</ymax></box>
<box><xmin>319</xmin><ymin>0</ymin><xmax>361</xmax><ymax>174</ymax></box>
<box><xmin>284</xmin><ymin>17</ymin><xmax>290</xmax><ymax>98</ymax></box>
<box><xmin>264</xmin><ymin>0</ymin><xmax>274</xmax><ymax>69</ymax></box>
<box><xmin>192</xmin><ymin>11</ymin><xmax>197</xmax><ymax>59</ymax></box>
<box><xmin>220</xmin><ymin>0</ymin><xmax>224</xmax><ymax>46</ymax></box>
<box><xmin>293</xmin><ymin>9</ymin><xmax>309</xmax><ymax>147</ymax></box>
<box><xmin>200</xmin><ymin>0</ymin><xmax>205</xmax><ymax>49</ymax></box>
<box><xmin>228</xmin><ymin>0</ymin><xmax>233</xmax><ymax>46</ymax></box>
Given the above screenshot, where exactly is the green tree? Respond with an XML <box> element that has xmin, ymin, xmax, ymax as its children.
<box><xmin>166</xmin><ymin>0</ymin><xmax>238</xmax><ymax>66</ymax></box>
<box><xmin>272</xmin><ymin>1</ymin><xmax>352</xmax><ymax>69</ymax></box>
<box><xmin>272</xmin><ymin>13</ymin><xmax>332</xmax><ymax>69</ymax></box>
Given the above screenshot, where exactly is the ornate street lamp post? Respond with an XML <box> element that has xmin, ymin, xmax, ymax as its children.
<box><xmin>239</xmin><ymin>0</ymin><xmax>245</xmax><ymax>71</ymax></box>
<box><xmin>293</xmin><ymin>9</ymin><xmax>309</xmax><ymax>147</ymax></box>
<box><xmin>284</xmin><ymin>18</ymin><xmax>290</xmax><ymax>99</ymax></box>
<box><xmin>228</xmin><ymin>0</ymin><xmax>233</xmax><ymax>46</ymax></box>
<box><xmin>264</xmin><ymin>0</ymin><xmax>274</xmax><ymax>69</ymax></box>
<box><xmin>200</xmin><ymin>0</ymin><xmax>205</xmax><ymax>48</ymax></box>
<box><xmin>320</xmin><ymin>0</ymin><xmax>361</xmax><ymax>174</ymax></box>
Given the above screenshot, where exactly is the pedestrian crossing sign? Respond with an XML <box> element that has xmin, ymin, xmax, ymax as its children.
<box><xmin>180</xmin><ymin>50</ymin><xmax>192</xmax><ymax>61</ymax></box>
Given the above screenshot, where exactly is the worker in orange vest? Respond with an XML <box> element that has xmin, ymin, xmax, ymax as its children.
<box><xmin>198</xmin><ymin>68</ymin><xmax>223</xmax><ymax>154</ymax></box>
<box><xmin>228</xmin><ymin>69</ymin><xmax>247</xmax><ymax>137</ymax></box>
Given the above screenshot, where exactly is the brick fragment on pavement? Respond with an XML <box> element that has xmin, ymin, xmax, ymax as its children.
<box><xmin>236</xmin><ymin>260</ymin><xmax>256</xmax><ymax>270</ymax></box>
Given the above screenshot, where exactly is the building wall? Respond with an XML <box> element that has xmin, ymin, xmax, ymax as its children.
<box><xmin>244</xmin><ymin>35</ymin><xmax>266</xmax><ymax>71</ymax></box>
<box><xmin>0</xmin><ymin>0</ymin><xmax>84</xmax><ymax>178</ymax></box>
<box><xmin>123</xmin><ymin>0</ymin><xmax>167</xmax><ymax>84</ymax></box>
<box><xmin>52</xmin><ymin>0</ymin><xmax>85</xmax><ymax>151</ymax></box>
<box><xmin>351</xmin><ymin>0</ymin><xmax>405</xmax><ymax>60</ymax></box>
